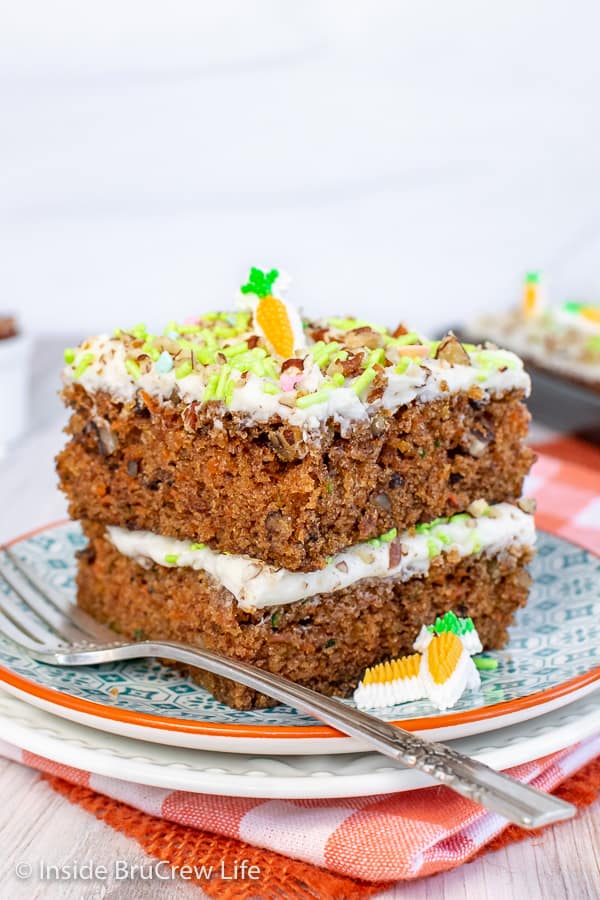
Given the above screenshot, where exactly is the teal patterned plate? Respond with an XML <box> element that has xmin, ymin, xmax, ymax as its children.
<box><xmin>0</xmin><ymin>521</ymin><xmax>599</xmax><ymax>755</ymax></box>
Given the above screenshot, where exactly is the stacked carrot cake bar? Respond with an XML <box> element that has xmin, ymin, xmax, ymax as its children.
<box><xmin>57</xmin><ymin>267</ymin><xmax>537</xmax><ymax>709</ymax></box>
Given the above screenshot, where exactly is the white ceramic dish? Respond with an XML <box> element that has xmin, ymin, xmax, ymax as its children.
<box><xmin>0</xmin><ymin>685</ymin><xmax>598</xmax><ymax>799</ymax></box>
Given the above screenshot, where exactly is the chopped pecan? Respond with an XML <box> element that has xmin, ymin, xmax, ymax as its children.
<box><xmin>388</xmin><ymin>538</ymin><xmax>403</xmax><ymax>568</ymax></box>
<box><xmin>344</xmin><ymin>327</ymin><xmax>381</xmax><ymax>349</ymax></box>
<box><xmin>84</xmin><ymin>417</ymin><xmax>118</xmax><ymax>456</ymax></box>
<box><xmin>182</xmin><ymin>402</ymin><xmax>199</xmax><ymax>433</ymax></box>
<box><xmin>374</xmin><ymin>492</ymin><xmax>392</xmax><ymax>511</ymax></box>
<box><xmin>281</xmin><ymin>357</ymin><xmax>305</xmax><ymax>373</ymax></box>
<box><xmin>339</xmin><ymin>352</ymin><xmax>364</xmax><ymax>378</ymax></box>
<box><xmin>370</xmin><ymin>412</ymin><xmax>387</xmax><ymax>437</ymax></box>
<box><xmin>517</xmin><ymin>497</ymin><xmax>537</xmax><ymax>514</ymax></box>
<box><xmin>247</xmin><ymin>334</ymin><xmax>260</xmax><ymax>349</ymax></box>
<box><xmin>392</xmin><ymin>322</ymin><xmax>409</xmax><ymax>338</ymax></box>
<box><xmin>308</xmin><ymin>327</ymin><xmax>330</xmax><ymax>343</ymax></box>
<box><xmin>435</xmin><ymin>333</ymin><xmax>471</xmax><ymax>366</ymax></box>
<box><xmin>268</xmin><ymin>426</ymin><xmax>307</xmax><ymax>461</ymax></box>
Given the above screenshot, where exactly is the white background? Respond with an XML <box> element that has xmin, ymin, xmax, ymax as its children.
<box><xmin>2</xmin><ymin>1</ymin><xmax>600</xmax><ymax>337</ymax></box>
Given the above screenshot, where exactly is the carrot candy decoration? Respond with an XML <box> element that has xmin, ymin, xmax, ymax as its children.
<box><xmin>521</xmin><ymin>271</ymin><xmax>543</xmax><ymax>318</ymax></box>
<box><xmin>354</xmin><ymin>653</ymin><xmax>426</xmax><ymax>709</ymax></box>
<box><xmin>419</xmin><ymin>631</ymin><xmax>480</xmax><ymax>711</ymax></box>
<box><xmin>239</xmin><ymin>266</ymin><xmax>305</xmax><ymax>359</ymax></box>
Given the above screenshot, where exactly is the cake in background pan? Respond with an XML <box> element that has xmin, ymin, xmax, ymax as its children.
<box><xmin>465</xmin><ymin>272</ymin><xmax>600</xmax><ymax>392</ymax></box>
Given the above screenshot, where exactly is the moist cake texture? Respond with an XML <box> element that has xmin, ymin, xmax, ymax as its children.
<box><xmin>78</xmin><ymin>517</ymin><xmax>534</xmax><ymax>709</ymax></box>
<box><xmin>58</xmin><ymin>266</ymin><xmax>537</xmax><ymax>709</ymax></box>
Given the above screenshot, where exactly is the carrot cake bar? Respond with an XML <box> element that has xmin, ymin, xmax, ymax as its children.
<box><xmin>58</xmin><ymin>266</ymin><xmax>537</xmax><ymax>708</ymax></box>
<box><xmin>466</xmin><ymin>272</ymin><xmax>600</xmax><ymax>392</ymax></box>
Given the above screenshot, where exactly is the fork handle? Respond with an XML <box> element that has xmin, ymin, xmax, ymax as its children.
<box><xmin>53</xmin><ymin>639</ymin><xmax>575</xmax><ymax>829</ymax></box>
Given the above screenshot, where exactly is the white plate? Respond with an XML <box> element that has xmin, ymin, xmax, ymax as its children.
<box><xmin>2</xmin><ymin>521</ymin><xmax>600</xmax><ymax>754</ymax></box>
<box><xmin>1</xmin><ymin>685</ymin><xmax>598</xmax><ymax>799</ymax></box>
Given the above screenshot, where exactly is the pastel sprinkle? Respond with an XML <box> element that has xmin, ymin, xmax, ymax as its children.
<box><xmin>155</xmin><ymin>351</ymin><xmax>174</xmax><ymax>374</ymax></box>
<box><xmin>164</xmin><ymin>554</ymin><xmax>179</xmax><ymax>564</ymax></box>
<box><xmin>63</xmin><ymin>348</ymin><xmax>76</xmax><ymax>364</ymax></box>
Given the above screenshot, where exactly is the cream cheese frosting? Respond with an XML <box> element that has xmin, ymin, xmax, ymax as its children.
<box><xmin>63</xmin><ymin>331</ymin><xmax>530</xmax><ymax>434</ymax></box>
<box><xmin>106</xmin><ymin>501</ymin><xmax>536</xmax><ymax>612</ymax></box>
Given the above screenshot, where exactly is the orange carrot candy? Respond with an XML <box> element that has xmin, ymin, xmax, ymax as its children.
<box><xmin>521</xmin><ymin>271</ymin><xmax>543</xmax><ymax>319</ymax></box>
<box><xmin>239</xmin><ymin>266</ymin><xmax>305</xmax><ymax>359</ymax></box>
<box><xmin>419</xmin><ymin>631</ymin><xmax>480</xmax><ymax>711</ymax></box>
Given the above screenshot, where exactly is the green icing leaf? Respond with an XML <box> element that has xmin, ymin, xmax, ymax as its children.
<box><xmin>240</xmin><ymin>266</ymin><xmax>279</xmax><ymax>299</ymax></box>
<box><xmin>430</xmin><ymin>610</ymin><xmax>475</xmax><ymax>636</ymax></box>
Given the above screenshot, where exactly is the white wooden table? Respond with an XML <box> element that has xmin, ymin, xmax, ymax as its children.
<box><xmin>0</xmin><ymin>346</ymin><xmax>598</xmax><ymax>899</ymax></box>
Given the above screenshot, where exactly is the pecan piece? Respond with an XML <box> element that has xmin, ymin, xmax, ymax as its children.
<box><xmin>435</xmin><ymin>332</ymin><xmax>471</xmax><ymax>366</ymax></box>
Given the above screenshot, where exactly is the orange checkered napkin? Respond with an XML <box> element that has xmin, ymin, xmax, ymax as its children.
<box><xmin>0</xmin><ymin>449</ymin><xmax>599</xmax><ymax>893</ymax></box>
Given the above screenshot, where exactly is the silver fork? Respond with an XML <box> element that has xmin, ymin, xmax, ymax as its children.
<box><xmin>0</xmin><ymin>544</ymin><xmax>575</xmax><ymax>829</ymax></box>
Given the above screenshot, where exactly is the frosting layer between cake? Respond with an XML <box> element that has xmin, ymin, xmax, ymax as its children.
<box><xmin>106</xmin><ymin>501</ymin><xmax>535</xmax><ymax>611</ymax></box>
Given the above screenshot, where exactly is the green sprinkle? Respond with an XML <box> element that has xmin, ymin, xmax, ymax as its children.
<box><xmin>586</xmin><ymin>335</ymin><xmax>600</xmax><ymax>352</ymax></box>
<box><xmin>326</xmin><ymin>481</ymin><xmax>334</xmax><ymax>494</ymax></box>
<box><xmin>419</xmin><ymin>448</ymin><xmax>427</xmax><ymax>458</ymax></box>
<box><xmin>352</xmin><ymin>366</ymin><xmax>377</xmax><ymax>396</ymax></box>
<box><xmin>296</xmin><ymin>388</ymin><xmax>331</xmax><ymax>408</ymax></box>
<box><xmin>415</xmin><ymin>523</ymin><xmax>431</xmax><ymax>534</ymax></box>
<box><xmin>470</xmin><ymin>532</ymin><xmax>482</xmax><ymax>554</ymax></box>
<box><xmin>202</xmin><ymin>372</ymin><xmax>219</xmax><ymax>402</ymax></box>
<box><xmin>164</xmin><ymin>554</ymin><xmax>179</xmax><ymax>564</ymax></box>
<box><xmin>427</xmin><ymin>538</ymin><xmax>440</xmax><ymax>558</ymax></box>
<box><xmin>392</xmin><ymin>332</ymin><xmax>419</xmax><ymax>346</ymax></box>
<box><xmin>224</xmin><ymin>378</ymin><xmax>235</xmax><ymax>406</ymax></box>
<box><xmin>525</xmin><ymin>271</ymin><xmax>540</xmax><ymax>284</ymax></box>
<box><xmin>63</xmin><ymin>347</ymin><xmax>76</xmax><ymax>364</ymax></box>
<box><xmin>223</xmin><ymin>341</ymin><xmax>249</xmax><ymax>358</ymax></box>
<box><xmin>324</xmin><ymin>638</ymin><xmax>336</xmax><ymax>648</ymax></box>
<box><xmin>331</xmin><ymin>372</ymin><xmax>345</xmax><ymax>387</ymax></box>
<box><xmin>131</xmin><ymin>323</ymin><xmax>147</xmax><ymax>340</ymax></box>
<box><xmin>368</xmin><ymin>347</ymin><xmax>385</xmax><ymax>367</ymax></box>
<box><xmin>191</xmin><ymin>542</ymin><xmax>206</xmax><ymax>550</ymax></box>
<box><xmin>435</xmin><ymin>529</ymin><xmax>452</xmax><ymax>545</ymax></box>
<box><xmin>395</xmin><ymin>357</ymin><xmax>411</xmax><ymax>375</ymax></box>
<box><xmin>380</xmin><ymin>528</ymin><xmax>397</xmax><ymax>543</ymax></box>
<box><xmin>325</xmin><ymin>556</ymin><xmax>334</xmax><ymax>564</ymax></box>
<box><xmin>327</xmin><ymin>316</ymin><xmax>385</xmax><ymax>334</ymax></box>
<box><xmin>175</xmin><ymin>360</ymin><xmax>193</xmax><ymax>379</ymax></box>
<box><xmin>178</xmin><ymin>324</ymin><xmax>202</xmax><ymax>334</ymax></box>
<box><xmin>271</xmin><ymin>612</ymin><xmax>281</xmax><ymax>630</ymax></box>
<box><xmin>368</xmin><ymin>537</ymin><xmax>382</xmax><ymax>547</ymax></box>
<box><xmin>125</xmin><ymin>358</ymin><xmax>141</xmax><ymax>380</ymax></box>
<box><xmin>73</xmin><ymin>352</ymin><xmax>94</xmax><ymax>379</ymax></box>
<box><xmin>449</xmin><ymin>513</ymin><xmax>470</xmax><ymax>524</ymax></box>
<box><xmin>263</xmin><ymin>382</ymin><xmax>279</xmax><ymax>395</ymax></box>
<box><xmin>474</xmin><ymin>656</ymin><xmax>498</xmax><ymax>671</ymax></box>
<box><xmin>474</xmin><ymin>349</ymin><xmax>519</xmax><ymax>371</ymax></box>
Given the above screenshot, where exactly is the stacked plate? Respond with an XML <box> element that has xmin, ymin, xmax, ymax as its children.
<box><xmin>0</xmin><ymin>521</ymin><xmax>599</xmax><ymax>799</ymax></box>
